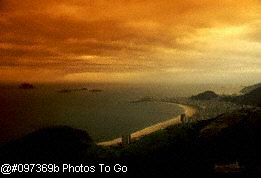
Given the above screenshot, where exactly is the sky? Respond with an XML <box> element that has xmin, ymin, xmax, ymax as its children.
<box><xmin>0</xmin><ymin>0</ymin><xmax>261</xmax><ymax>84</ymax></box>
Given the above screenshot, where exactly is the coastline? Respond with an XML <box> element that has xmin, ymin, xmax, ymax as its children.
<box><xmin>97</xmin><ymin>103</ymin><xmax>197</xmax><ymax>146</ymax></box>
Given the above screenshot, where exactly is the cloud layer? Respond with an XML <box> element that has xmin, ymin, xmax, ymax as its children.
<box><xmin>0</xmin><ymin>0</ymin><xmax>261</xmax><ymax>83</ymax></box>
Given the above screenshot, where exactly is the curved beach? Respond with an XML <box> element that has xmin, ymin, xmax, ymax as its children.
<box><xmin>98</xmin><ymin>103</ymin><xmax>197</xmax><ymax>146</ymax></box>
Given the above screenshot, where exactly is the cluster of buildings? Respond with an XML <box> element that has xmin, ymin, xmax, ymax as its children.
<box><xmin>187</xmin><ymin>99</ymin><xmax>242</xmax><ymax>120</ymax></box>
<box><xmin>121</xmin><ymin>134</ymin><xmax>131</xmax><ymax>145</ymax></box>
<box><xmin>161</xmin><ymin>97</ymin><xmax>246</xmax><ymax>121</ymax></box>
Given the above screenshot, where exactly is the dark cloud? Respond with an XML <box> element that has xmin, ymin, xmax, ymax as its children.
<box><xmin>0</xmin><ymin>0</ymin><xmax>260</xmax><ymax>82</ymax></box>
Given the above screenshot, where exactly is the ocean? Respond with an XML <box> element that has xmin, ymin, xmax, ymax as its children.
<box><xmin>0</xmin><ymin>82</ymin><xmax>242</xmax><ymax>143</ymax></box>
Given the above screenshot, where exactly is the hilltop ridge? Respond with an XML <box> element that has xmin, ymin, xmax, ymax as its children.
<box><xmin>190</xmin><ymin>90</ymin><xmax>219</xmax><ymax>100</ymax></box>
<box><xmin>241</xmin><ymin>82</ymin><xmax>261</xmax><ymax>94</ymax></box>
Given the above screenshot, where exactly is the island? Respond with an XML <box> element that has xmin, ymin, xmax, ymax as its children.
<box><xmin>18</xmin><ymin>83</ymin><xmax>35</xmax><ymax>89</ymax></box>
<box><xmin>57</xmin><ymin>89</ymin><xmax>72</xmax><ymax>93</ymax></box>
<box><xmin>89</xmin><ymin>89</ymin><xmax>103</xmax><ymax>93</ymax></box>
<box><xmin>57</xmin><ymin>87</ymin><xmax>88</xmax><ymax>93</ymax></box>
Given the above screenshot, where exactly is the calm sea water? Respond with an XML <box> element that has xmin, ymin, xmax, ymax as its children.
<box><xmin>0</xmin><ymin>83</ymin><xmax>242</xmax><ymax>143</ymax></box>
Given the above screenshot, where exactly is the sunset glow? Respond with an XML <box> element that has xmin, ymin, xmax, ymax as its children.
<box><xmin>0</xmin><ymin>0</ymin><xmax>261</xmax><ymax>83</ymax></box>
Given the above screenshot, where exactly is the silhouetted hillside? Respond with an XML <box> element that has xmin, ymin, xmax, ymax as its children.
<box><xmin>241</xmin><ymin>82</ymin><xmax>261</xmax><ymax>94</ymax></box>
<box><xmin>224</xmin><ymin>87</ymin><xmax>261</xmax><ymax>107</ymax></box>
<box><xmin>190</xmin><ymin>91</ymin><xmax>219</xmax><ymax>100</ymax></box>
<box><xmin>200</xmin><ymin>108</ymin><xmax>261</xmax><ymax>166</ymax></box>
<box><xmin>0</xmin><ymin>126</ymin><xmax>97</xmax><ymax>162</ymax></box>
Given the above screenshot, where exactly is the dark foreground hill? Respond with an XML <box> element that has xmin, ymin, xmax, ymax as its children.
<box><xmin>0</xmin><ymin>126</ymin><xmax>97</xmax><ymax>162</ymax></box>
<box><xmin>1</xmin><ymin>108</ymin><xmax>260</xmax><ymax>177</ymax></box>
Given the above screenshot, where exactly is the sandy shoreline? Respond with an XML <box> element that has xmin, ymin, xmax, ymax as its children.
<box><xmin>97</xmin><ymin>103</ymin><xmax>197</xmax><ymax>146</ymax></box>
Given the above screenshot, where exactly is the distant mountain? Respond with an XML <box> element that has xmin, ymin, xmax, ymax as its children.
<box><xmin>18</xmin><ymin>83</ymin><xmax>34</xmax><ymax>89</ymax></box>
<box><xmin>190</xmin><ymin>91</ymin><xmax>219</xmax><ymax>100</ymax></box>
<box><xmin>241</xmin><ymin>82</ymin><xmax>261</xmax><ymax>94</ymax></box>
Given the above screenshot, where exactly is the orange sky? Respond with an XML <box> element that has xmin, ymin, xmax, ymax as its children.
<box><xmin>0</xmin><ymin>0</ymin><xmax>261</xmax><ymax>84</ymax></box>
